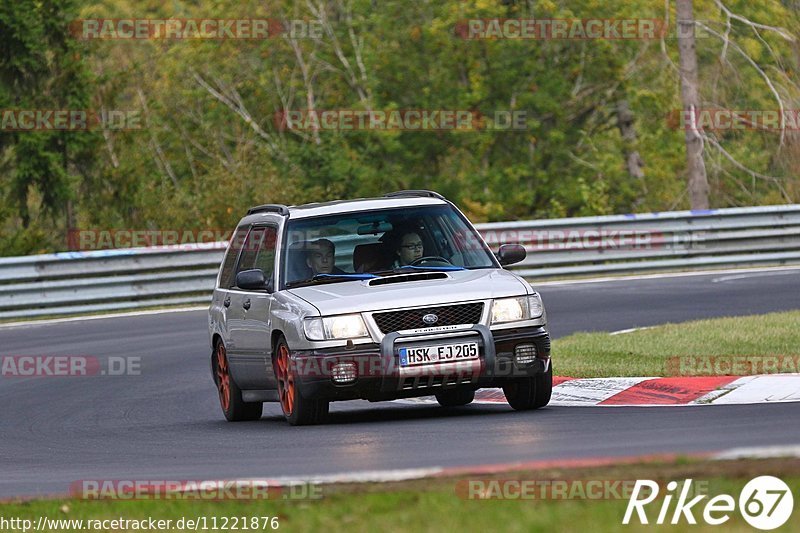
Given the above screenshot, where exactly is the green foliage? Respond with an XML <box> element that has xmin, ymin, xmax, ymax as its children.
<box><xmin>1</xmin><ymin>0</ymin><xmax>799</xmax><ymax>254</ymax></box>
<box><xmin>0</xmin><ymin>0</ymin><xmax>99</xmax><ymax>254</ymax></box>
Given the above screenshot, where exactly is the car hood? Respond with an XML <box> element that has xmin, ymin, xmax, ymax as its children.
<box><xmin>287</xmin><ymin>269</ymin><xmax>530</xmax><ymax>315</ymax></box>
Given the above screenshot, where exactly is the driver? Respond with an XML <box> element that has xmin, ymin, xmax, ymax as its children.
<box><xmin>393</xmin><ymin>231</ymin><xmax>424</xmax><ymax>267</ymax></box>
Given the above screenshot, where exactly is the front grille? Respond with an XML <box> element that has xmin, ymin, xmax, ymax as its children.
<box><xmin>372</xmin><ymin>303</ymin><xmax>484</xmax><ymax>334</ymax></box>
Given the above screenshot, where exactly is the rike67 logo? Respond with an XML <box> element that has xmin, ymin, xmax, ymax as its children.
<box><xmin>624</xmin><ymin>476</ymin><xmax>794</xmax><ymax>530</ymax></box>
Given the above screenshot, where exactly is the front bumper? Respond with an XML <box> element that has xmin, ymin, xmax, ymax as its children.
<box><xmin>291</xmin><ymin>324</ymin><xmax>551</xmax><ymax>402</ymax></box>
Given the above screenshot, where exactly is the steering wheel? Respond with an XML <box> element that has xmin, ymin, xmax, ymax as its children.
<box><xmin>410</xmin><ymin>256</ymin><xmax>452</xmax><ymax>266</ymax></box>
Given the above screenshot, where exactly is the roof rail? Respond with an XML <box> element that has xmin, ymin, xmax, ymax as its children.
<box><xmin>383</xmin><ymin>190</ymin><xmax>447</xmax><ymax>201</ymax></box>
<box><xmin>246</xmin><ymin>204</ymin><xmax>290</xmax><ymax>216</ymax></box>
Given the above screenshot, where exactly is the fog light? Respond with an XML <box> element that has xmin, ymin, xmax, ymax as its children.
<box><xmin>514</xmin><ymin>344</ymin><xmax>537</xmax><ymax>365</ymax></box>
<box><xmin>331</xmin><ymin>362</ymin><xmax>358</xmax><ymax>384</ymax></box>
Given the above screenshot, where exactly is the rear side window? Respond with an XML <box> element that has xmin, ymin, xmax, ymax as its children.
<box><xmin>218</xmin><ymin>226</ymin><xmax>250</xmax><ymax>289</ymax></box>
<box><xmin>235</xmin><ymin>225</ymin><xmax>279</xmax><ymax>281</ymax></box>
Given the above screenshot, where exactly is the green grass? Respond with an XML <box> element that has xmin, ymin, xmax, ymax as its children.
<box><xmin>553</xmin><ymin>310</ymin><xmax>800</xmax><ymax>377</ymax></box>
<box><xmin>2</xmin><ymin>458</ymin><xmax>798</xmax><ymax>532</ymax></box>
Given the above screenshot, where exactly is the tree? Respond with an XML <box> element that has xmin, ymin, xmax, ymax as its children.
<box><xmin>0</xmin><ymin>0</ymin><xmax>97</xmax><ymax>251</ymax></box>
<box><xmin>676</xmin><ymin>0</ymin><xmax>710</xmax><ymax>210</ymax></box>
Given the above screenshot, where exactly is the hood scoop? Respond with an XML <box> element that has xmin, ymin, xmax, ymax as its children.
<box><xmin>368</xmin><ymin>271</ymin><xmax>449</xmax><ymax>286</ymax></box>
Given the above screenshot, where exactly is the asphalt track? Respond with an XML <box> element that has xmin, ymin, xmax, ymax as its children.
<box><xmin>1</xmin><ymin>268</ymin><xmax>799</xmax><ymax>498</ymax></box>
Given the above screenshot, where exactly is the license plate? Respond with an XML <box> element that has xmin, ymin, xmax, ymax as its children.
<box><xmin>398</xmin><ymin>342</ymin><xmax>479</xmax><ymax>367</ymax></box>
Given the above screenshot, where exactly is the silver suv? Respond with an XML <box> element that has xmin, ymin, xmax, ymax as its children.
<box><xmin>208</xmin><ymin>191</ymin><xmax>552</xmax><ymax>425</ymax></box>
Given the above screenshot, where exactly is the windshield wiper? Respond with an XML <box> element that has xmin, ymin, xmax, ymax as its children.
<box><xmin>312</xmin><ymin>273</ymin><xmax>378</xmax><ymax>281</ymax></box>
<box><xmin>285</xmin><ymin>273</ymin><xmax>377</xmax><ymax>288</ymax></box>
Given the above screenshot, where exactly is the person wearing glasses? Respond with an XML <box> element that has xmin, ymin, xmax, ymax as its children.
<box><xmin>393</xmin><ymin>231</ymin><xmax>425</xmax><ymax>267</ymax></box>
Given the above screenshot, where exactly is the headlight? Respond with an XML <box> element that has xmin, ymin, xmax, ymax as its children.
<box><xmin>303</xmin><ymin>314</ymin><xmax>369</xmax><ymax>340</ymax></box>
<box><xmin>491</xmin><ymin>297</ymin><xmax>526</xmax><ymax>323</ymax></box>
<box><xmin>491</xmin><ymin>294</ymin><xmax>544</xmax><ymax>324</ymax></box>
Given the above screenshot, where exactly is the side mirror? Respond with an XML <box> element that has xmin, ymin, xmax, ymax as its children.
<box><xmin>236</xmin><ymin>269</ymin><xmax>267</xmax><ymax>291</ymax></box>
<box><xmin>497</xmin><ymin>244</ymin><xmax>526</xmax><ymax>266</ymax></box>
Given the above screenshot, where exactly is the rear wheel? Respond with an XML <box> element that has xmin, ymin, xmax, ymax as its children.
<box><xmin>215</xmin><ymin>341</ymin><xmax>263</xmax><ymax>421</ymax></box>
<box><xmin>435</xmin><ymin>388</ymin><xmax>475</xmax><ymax>407</ymax></box>
<box><xmin>274</xmin><ymin>336</ymin><xmax>329</xmax><ymax>426</ymax></box>
<box><xmin>503</xmin><ymin>364</ymin><xmax>553</xmax><ymax>411</ymax></box>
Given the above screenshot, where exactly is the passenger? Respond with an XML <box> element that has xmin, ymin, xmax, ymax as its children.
<box><xmin>306</xmin><ymin>238</ymin><xmax>346</xmax><ymax>275</ymax></box>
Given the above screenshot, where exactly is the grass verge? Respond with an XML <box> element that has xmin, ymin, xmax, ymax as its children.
<box><xmin>1</xmin><ymin>457</ymin><xmax>798</xmax><ymax>532</ymax></box>
<box><xmin>553</xmin><ymin>310</ymin><xmax>800</xmax><ymax>377</ymax></box>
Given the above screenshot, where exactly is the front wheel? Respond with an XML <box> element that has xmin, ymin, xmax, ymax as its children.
<box><xmin>214</xmin><ymin>341</ymin><xmax>263</xmax><ymax>421</ymax></box>
<box><xmin>273</xmin><ymin>336</ymin><xmax>329</xmax><ymax>426</ymax></box>
<box><xmin>503</xmin><ymin>364</ymin><xmax>553</xmax><ymax>411</ymax></box>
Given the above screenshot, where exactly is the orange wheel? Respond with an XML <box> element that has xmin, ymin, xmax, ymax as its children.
<box><xmin>216</xmin><ymin>343</ymin><xmax>231</xmax><ymax>411</ymax></box>
<box><xmin>213</xmin><ymin>340</ymin><xmax>262</xmax><ymax>421</ymax></box>
<box><xmin>275</xmin><ymin>343</ymin><xmax>295</xmax><ymax>416</ymax></box>
<box><xmin>273</xmin><ymin>336</ymin><xmax>329</xmax><ymax>425</ymax></box>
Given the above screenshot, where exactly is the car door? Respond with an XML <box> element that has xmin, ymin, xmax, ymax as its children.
<box><xmin>226</xmin><ymin>224</ymin><xmax>278</xmax><ymax>390</ymax></box>
<box><xmin>211</xmin><ymin>224</ymin><xmax>250</xmax><ymax>352</ymax></box>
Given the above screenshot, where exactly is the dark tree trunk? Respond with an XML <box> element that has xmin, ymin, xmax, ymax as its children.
<box><xmin>677</xmin><ymin>0</ymin><xmax>710</xmax><ymax>210</ymax></box>
<box><xmin>616</xmin><ymin>100</ymin><xmax>646</xmax><ymax>208</ymax></box>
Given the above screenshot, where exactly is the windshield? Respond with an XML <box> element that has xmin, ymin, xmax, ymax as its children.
<box><xmin>281</xmin><ymin>204</ymin><xmax>497</xmax><ymax>289</ymax></box>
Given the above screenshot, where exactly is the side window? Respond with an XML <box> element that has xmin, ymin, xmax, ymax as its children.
<box><xmin>218</xmin><ymin>226</ymin><xmax>250</xmax><ymax>289</ymax></box>
<box><xmin>235</xmin><ymin>225</ymin><xmax>278</xmax><ymax>283</ymax></box>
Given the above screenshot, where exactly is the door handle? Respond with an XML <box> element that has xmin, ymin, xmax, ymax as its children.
<box><xmin>223</xmin><ymin>296</ymin><xmax>231</xmax><ymax>308</ymax></box>
<box><xmin>242</xmin><ymin>298</ymin><xmax>251</xmax><ymax>310</ymax></box>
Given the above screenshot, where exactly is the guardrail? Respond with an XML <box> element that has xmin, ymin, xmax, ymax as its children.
<box><xmin>480</xmin><ymin>204</ymin><xmax>800</xmax><ymax>278</ymax></box>
<box><xmin>1</xmin><ymin>204</ymin><xmax>799</xmax><ymax>319</ymax></box>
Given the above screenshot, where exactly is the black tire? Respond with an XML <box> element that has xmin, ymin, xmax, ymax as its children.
<box><xmin>273</xmin><ymin>336</ymin><xmax>329</xmax><ymax>426</ymax></box>
<box><xmin>214</xmin><ymin>341</ymin><xmax>263</xmax><ymax>421</ymax></box>
<box><xmin>435</xmin><ymin>388</ymin><xmax>475</xmax><ymax>407</ymax></box>
<box><xmin>503</xmin><ymin>363</ymin><xmax>553</xmax><ymax>411</ymax></box>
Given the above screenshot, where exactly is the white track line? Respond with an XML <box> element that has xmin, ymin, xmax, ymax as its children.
<box><xmin>712</xmin><ymin>270</ymin><xmax>800</xmax><ymax>283</ymax></box>
<box><xmin>532</xmin><ymin>265</ymin><xmax>800</xmax><ymax>286</ymax></box>
<box><xmin>609</xmin><ymin>326</ymin><xmax>655</xmax><ymax>336</ymax></box>
<box><xmin>0</xmin><ymin>306</ymin><xmax>207</xmax><ymax>329</ymax></box>
<box><xmin>713</xmin><ymin>445</ymin><xmax>800</xmax><ymax>460</ymax></box>
<box><xmin>172</xmin><ymin>467</ymin><xmax>446</xmax><ymax>489</ymax></box>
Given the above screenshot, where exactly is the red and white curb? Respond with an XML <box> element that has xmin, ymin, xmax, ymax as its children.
<box><xmin>395</xmin><ymin>374</ymin><xmax>800</xmax><ymax>407</ymax></box>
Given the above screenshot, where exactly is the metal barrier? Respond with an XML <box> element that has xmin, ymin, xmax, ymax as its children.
<box><xmin>477</xmin><ymin>204</ymin><xmax>800</xmax><ymax>278</ymax></box>
<box><xmin>0</xmin><ymin>245</ymin><xmax>226</xmax><ymax>319</ymax></box>
<box><xmin>1</xmin><ymin>204</ymin><xmax>799</xmax><ymax>319</ymax></box>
